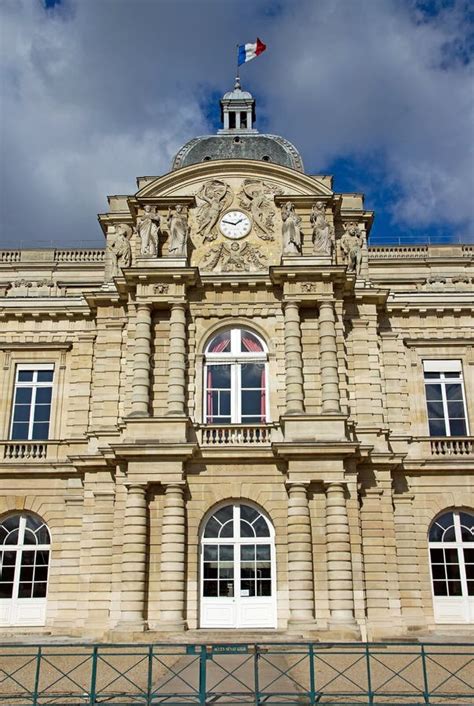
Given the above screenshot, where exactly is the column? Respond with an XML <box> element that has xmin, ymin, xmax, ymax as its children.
<box><xmin>159</xmin><ymin>483</ymin><xmax>187</xmax><ymax>630</ymax></box>
<box><xmin>326</xmin><ymin>482</ymin><xmax>356</xmax><ymax>627</ymax></box>
<box><xmin>284</xmin><ymin>301</ymin><xmax>305</xmax><ymax>414</ymax></box>
<box><xmin>287</xmin><ymin>482</ymin><xmax>316</xmax><ymax>627</ymax></box>
<box><xmin>118</xmin><ymin>484</ymin><xmax>148</xmax><ymax>630</ymax></box>
<box><xmin>167</xmin><ymin>303</ymin><xmax>187</xmax><ymax>415</ymax></box>
<box><xmin>319</xmin><ymin>301</ymin><xmax>341</xmax><ymax>414</ymax></box>
<box><xmin>130</xmin><ymin>304</ymin><xmax>152</xmax><ymax>416</ymax></box>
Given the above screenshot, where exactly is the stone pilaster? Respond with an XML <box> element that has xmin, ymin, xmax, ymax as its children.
<box><xmin>130</xmin><ymin>304</ymin><xmax>152</xmax><ymax>417</ymax></box>
<box><xmin>326</xmin><ymin>482</ymin><xmax>357</xmax><ymax>631</ymax></box>
<box><xmin>286</xmin><ymin>482</ymin><xmax>316</xmax><ymax>629</ymax></box>
<box><xmin>319</xmin><ymin>301</ymin><xmax>341</xmax><ymax>414</ymax></box>
<box><xmin>167</xmin><ymin>303</ymin><xmax>187</xmax><ymax>415</ymax></box>
<box><xmin>117</xmin><ymin>484</ymin><xmax>148</xmax><ymax>631</ymax></box>
<box><xmin>284</xmin><ymin>301</ymin><xmax>305</xmax><ymax>414</ymax></box>
<box><xmin>158</xmin><ymin>482</ymin><xmax>187</xmax><ymax>631</ymax></box>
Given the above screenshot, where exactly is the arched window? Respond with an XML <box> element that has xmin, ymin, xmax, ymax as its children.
<box><xmin>204</xmin><ymin>328</ymin><xmax>268</xmax><ymax>424</ymax></box>
<box><xmin>200</xmin><ymin>502</ymin><xmax>276</xmax><ymax>628</ymax></box>
<box><xmin>429</xmin><ymin>510</ymin><xmax>474</xmax><ymax>623</ymax></box>
<box><xmin>0</xmin><ymin>514</ymin><xmax>51</xmax><ymax>626</ymax></box>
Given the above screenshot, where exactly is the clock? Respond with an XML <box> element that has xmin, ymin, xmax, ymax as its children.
<box><xmin>219</xmin><ymin>210</ymin><xmax>251</xmax><ymax>239</ymax></box>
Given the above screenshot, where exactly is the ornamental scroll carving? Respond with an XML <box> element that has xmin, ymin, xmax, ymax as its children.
<box><xmin>237</xmin><ymin>179</ymin><xmax>283</xmax><ymax>240</ymax></box>
<box><xmin>195</xmin><ymin>180</ymin><xmax>233</xmax><ymax>242</ymax></box>
<box><xmin>200</xmin><ymin>241</ymin><xmax>267</xmax><ymax>273</ymax></box>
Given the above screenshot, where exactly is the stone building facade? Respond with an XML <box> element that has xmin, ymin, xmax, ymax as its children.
<box><xmin>0</xmin><ymin>83</ymin><xmax>473</xmax><ymax>639</ymax></box>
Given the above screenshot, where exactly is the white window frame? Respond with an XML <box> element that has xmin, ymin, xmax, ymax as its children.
<box><xmin>204</xmin><ymin>328</ymin><xmax>269</xmax><ymax>424</ymax></box>
<box><xmin>9</xmin><ymin>364</ymin><xmax>55</xmax><ymax>441</ymax></box>
<box><xmin>423</xmin><ymin>359</ymin><xmax>469</xmax><ymax>437</ymax></box>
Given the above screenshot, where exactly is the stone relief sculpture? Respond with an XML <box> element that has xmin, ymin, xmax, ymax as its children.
<box><xmin>136</xmin><ymin>205</ymin><xmax>160</xmax><ymax>256</ymax></box>
<box><xmin>108</xmin><ymin>224</ymin><xmax>132</xmax><ymax>278</ymax></box>
<box><xmin>196</xmin><ymin>179</ymin><xmax>232</xmax><ymax>241</ymax></box>
<box><xmin>166</xmin><ymin>204</ymin><xmax>189</xmax><ymax>258</ymax></box>
<box><xmin>237</xmin><ymin>179</ymin><xmax>283</xmax><ymax>240</ymax></box>
<box><xmin>281</xmin><ymin>201</ymin><xmax>302</xmax><ymax>255</ymax></box>
<box><xmin>340</xmin><ymin>222</ymin><xmax>363</xmax><ymax>275</ymax></box>
<box><xmin>310</xmin><ymin>201</ymin><xmax>334</xmax><ymax>257</ymax></box>
<box><xmin>201</xmin><ymin>240</ymin><xmax>267</xmax><ymax>273</ymax></box>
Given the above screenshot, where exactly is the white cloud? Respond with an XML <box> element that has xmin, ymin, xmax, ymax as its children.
<box><xmin>0</xmin><ymin>0</ymin><xmax>472</xmax><ymax>246</ymax></box>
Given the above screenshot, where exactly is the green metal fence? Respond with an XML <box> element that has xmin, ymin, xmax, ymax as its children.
<box><xmin>0</xmin><ymin>641</ymin><xmax>472</xmax><ymax>705</ymax></box>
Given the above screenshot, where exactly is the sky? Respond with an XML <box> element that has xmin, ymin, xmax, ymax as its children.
<box><xmin>0</xmin><ymin>0</ymin><xmax>473</xmax><ymax>248</ymax></box>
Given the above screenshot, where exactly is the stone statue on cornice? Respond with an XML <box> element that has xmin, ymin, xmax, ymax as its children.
<box><xmin>136</xmin><ymin>204</ymin><xmax>160</xmax><ymax>256</ymax></box>
<box><xmin>310</xmin><ymin>201</ymin><xmax>334</xmax><ymax>257</ymax></box>
<box><xmin>341</xmin><ymin>222</ymin><xmax>363</xmax><ymax>275</ymax></box>
<box><xmin>108</xmin><ymin>223</ymin><xmax>132</xmax><ymax>278</ymax></box>
<box><xmin>166</xmin><ymin>204</ymin><xmax>188</xmax><ymax>258</ymax></box>
<box><xmin>281</xmin><ymin>201</ymin><xmax>302</xmax><ymax>255</ymax></box>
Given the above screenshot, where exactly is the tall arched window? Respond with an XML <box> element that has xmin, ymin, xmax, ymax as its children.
<box><xmin>204</xmin><ymin>328</ymin><xmax>268</xmax><ymax>424</ymax></box>
<box><xmin>429</xmin><ymin>510</ymin><xmax>474</xmax><ymax>623</ymax></box>
<box><xmin>200</xmin><ymin>502</ymin><xmax>276</xmax><ymax>628</ymax></box>
<box><xmin>0</xmin><ymin>514</ymin><xmax>51</xmax><ymax>626</ymax></box>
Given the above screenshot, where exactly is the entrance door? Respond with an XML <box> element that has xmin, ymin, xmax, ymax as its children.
<box><xmin>429</xmin><ymin>510</ymin><xmax>474</xmax><ymax>623</ymax></box>
<box><xmin>0</xmin><ymin>514</ymin><xmax>51</xmax><ymax>627</ymax></box>
<box><xmin>200</xmin><ymin>503</ymin><xmax>276</xmax><ymax>629</ymax></box>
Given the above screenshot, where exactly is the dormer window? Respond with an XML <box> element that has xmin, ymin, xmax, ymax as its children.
<box><xmin>204</xmin><ymin>328</ymin><xmax>268</xmax><ymax>424</ymax></box>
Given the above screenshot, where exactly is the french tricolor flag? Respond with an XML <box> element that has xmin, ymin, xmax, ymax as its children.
<box><xmin>238</xmin><ymin>37</ymin><xmax>267</xmax><ymax>66</ymax></box>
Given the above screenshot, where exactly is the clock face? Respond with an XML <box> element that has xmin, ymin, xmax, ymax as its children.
<box><xmin>219</xmin><ymin>210</ymin><xmax>251</xmax><ymax>239</ymax></box>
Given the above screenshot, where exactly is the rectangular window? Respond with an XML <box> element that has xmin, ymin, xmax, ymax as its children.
<box><xmin>423</xmin><ymin>360</ymin><xmax>468</xmax><ymax>437</ymax></box>
<box><xmin>10</xmin><ymin>365</ymin><xmax>54</xmax><ymax>441</ymax></box>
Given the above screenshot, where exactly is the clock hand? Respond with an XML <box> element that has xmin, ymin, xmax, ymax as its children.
<box><xmin>221</xmin><ymin>219</ymin><xmax>238</xmax><ymax>226</ymax></box>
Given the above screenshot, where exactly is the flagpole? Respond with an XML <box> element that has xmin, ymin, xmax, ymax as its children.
<box><xmin>236</xmin><ymin>44</ymin><xmax>240</xmax><ymax>81</ymax></box>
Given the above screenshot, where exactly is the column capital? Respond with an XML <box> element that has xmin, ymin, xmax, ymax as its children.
<box><xmin>285</xmin><ymin>479</ymin><xmax>311</xmax><ymax>490</ymax></box>
<box><xmin>124</xmin><ymin>483</ymin><xmax>148</xmax><ymax>495</ymax></box>
<box><xmin>162</xmin><ymin>480</ymin><xmax>187</xmax><ymax>492</ymax></box>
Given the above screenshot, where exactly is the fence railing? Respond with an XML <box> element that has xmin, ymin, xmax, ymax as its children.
<box><xmin>0</xmin><ymin>641</ymin><xmax>472</xmax><ymax>705</ymax></box>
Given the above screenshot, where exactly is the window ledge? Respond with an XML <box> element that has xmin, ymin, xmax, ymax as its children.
<box><xmin>427</xmin><ymin>436</ymin><xmax>474</xmax><ymax>457</ymax></box>
<box><xmin>197</xmin><ymin>423</ymin><xmax>278</xmax><ymax>446</ymax></box>
<box><xmin>0</xmin><ymin>440</ymin><xmax>86</xmax><ymax>462</ymax></box>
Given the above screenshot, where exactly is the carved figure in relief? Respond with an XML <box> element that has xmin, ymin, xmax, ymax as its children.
<box><xmin>136</xmin><ymin>205</ymin><xmax>160</xmax><ymax>256</ymax></box>
<box><xmin>201</xmin><ymin>240</ymin><xmax>267</xmax><ymax>273</ymax></box>
<box><xmin>166</xmin><ymin>204</ymin><xmax>188</xmax><ymax>258</ymax></box>
<box><xmin>281</xmin><ymin>201</ymin><xmax>302</xmax><ymax>255</ymax></box>
<box><xmin>238</xmin><ymin>179</ymin><xmax>283</xmax><ymax>240</ymax></box>
<box><xmin>108</xmin><ymin>224</ymin><xmax>132</xmax><ymax>277</ymax></box>
<box><xmin>340</xmin><ymin>222</ymin><xmax>363</xmax><ymax>275</ymax></box>
<box><xmin>196</xmin><ymin>180</ymin><xmax>232</xmax><ymax>241</ymax></box>
<box><xmin>310</xmin><ymin>201</ymin><xmax>334</xmax><ymax>256</ymax></box>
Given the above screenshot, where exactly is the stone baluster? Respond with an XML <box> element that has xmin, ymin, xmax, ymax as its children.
<box><xmin>319</xmin><ymin>301</ymin><xmax>341</xmax><ymax>414</ymax></box>
<box><xmin>118</xmin><ymin>484</ymin><xmax>148</xmax><ymax>631</ymax></box>
<box><xmin>284</xmin><ymin>302</ymin><xmax>305</xmax><ymax>414</ymax></box>
<box><xmin>130</xmin><ymin>304</ymin><xmax>152</xmax><ymax>416</ymax></box>
<box><xmin>159</xmin><ymin>483</ymin><xmax>187</xmax><ymax>630</ymax></box>
<box><xmin>167</xmin><ymin>303</ymin><xmax>187</xmax><ymax>415</ymax></box>
<box><xmin>326</xmin><ymin>482</ymin><xmax>356</xmax><ymax>628</ymax></box>
<box><xmin>287</xmin><ymin>481</ymin><xmax>315</xmax><ymax>628</ymax></box>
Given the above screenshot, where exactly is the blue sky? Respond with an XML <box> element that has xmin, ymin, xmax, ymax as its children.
<box><xmin>0</xmin><ymin>0</ymin><xmax>473</xmax><ymax>247</ymax></box>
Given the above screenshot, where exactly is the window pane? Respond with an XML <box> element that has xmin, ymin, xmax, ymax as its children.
<box><xmin>240</xmin><ymin>521</ymin><xmax>255</xmax><ymax>538</ymax></box>
<box><xmin>5</xmin><ymin>530</ymin><xmax>19</xmax><ymax>545</ymax></box>
<box><xmin>20</xmin><ymin>566</ymin><xmax>33</xmax><ymax>581</ymax></box>
<box><xmin>214</xmin><ymin>506</ymin><xmax>233</xmax><ymax>524</ymax></box>
<box><xmin>427</xmin><ymin>401</ymin><xmax>444</xmax><ymax>419</ymax></box>
<box><xmin>220</xmin><ymin>522</ymin><xmax>233</xmax><ymax>538</ymax></box>
<box><xmin>424</xmin><ymin>372</ymin><xmax>438</xmax><ymax>379</ymax></box>
<box><xmin>447</xmin><ymin>401</ymin><xmax>466</xmax><ymax>418</ymax></box>
<box><xmin>241</xmin><ymin>545</ymin><xmax>255</xmax><ymax>561</ymax></box>
<box><xmin>431</xmin><ymin>564</ymin><xmax>446</xmax><ymax>579</ymax></box>
<box><xmin>257</xmin><ymin>580</ymin><xmax>271</xmax><ymax>596</ymax></box>
<box><xmin>253</xmin><ymin>517</ymin><xmax>270</xmax><ymax>537</ymax></box>
<box><xmin>18</xmin><ymin>583</ymin><xmax>33</xmax><ymax>598</ymax></box>
<box><xmin>241</xmin><ymin>331</ymin><xmax>264</xmax><ymax>353</ymax></box>
<box><xmin>14</xmin><ymin>388</ymin><xmax>32</xmax><ymax>404</ymax></box>
<box><xmin>2</xmin><ymin>517</ymin><xmax>20</xmax><ymax>532</ymax></box>
<box><xmin>203</xmin><ymin>581</ymin><xmax>218</xmax><ymax>597</ymax></box>
<box><xmin>37</xmin><ymin>371</ymin><xmax>53</xmax><ymax>382</ymax></box>
<box><xmin>18</xmin><ymin>371</ymin><xmax>34</xmax><ymax>382</ymax></box>
<box><xmin>257</xmin><ymin>545</ymin><xmax>271</xmax><ymax>561</ymax></box>
<box><xmin>465</xmin><ymin>564</ymin><xmax>474</xmax><ymax>580</ymax></box>
<box><xmin>241</xmin><ymin>363</ymin><xmax>264</xmax><ymax>388</ymax></box>
<box><xmin>0</xmin><ymin>584</ymin><xmax>14</xmax><ymax>599</ymax></box>
<box><xmin>464</xmin><ymin>548</ymin><xmax>474</xmax><ymax>563</ymax></box>
<box><xmin>219</xmin><ymin>580</ymin><xmax>234</xmax><ymax>597</ymax></box>
<box><xmin>446</xmin><ymin>564</ymin><xmax>461</xmax><ymax>580</ymax></box>
<box><xmin>11</xmin><ymin>423</ymin><xmax>29</xmax><ymax>440</ymax></box>
<box><xmin>207</xmin><ymin>365</ymin><xmax>231</xmax><ymax>388</ymax></box>
<box><xmin>207</xmin><ymin>332</ymin><xmax>231</xmax><ymax>353</ymax></box>
<box><xmin>468</xmin><ymin>581</ymin><xmax>474</xmax><ymax>596</ymax></box>
<box><xmin>204</xmin><ymin>563</ymin><xmax>218</xmax><ymax>579</ymax></box>
<box><xmin>256</xmin><ymin>562</ymin><xmax>271</xmax><ymax>579</ymax></box>
<box><xmin>446</xmin><ymin>384</ymin><xmax>463</xmax><ymax>401</ymax></box>
<box><xmin>448</xmin><ymin>581</ymin><xmax>462</xmax><ymax>596</ymax></box>
<box><xmin>203</xmin><ymin>545</ymin><xmax>217</xmax><ymax>561</ymax></box>
<box><xmin>444</xmin><ymin>548</ymin><xmax>458</xmax><ymax>563</ymax></box>
<box><xmin>241</xmin><ymin>579</ymin><xmax>255</xmax><ymax>596</ymax></box>
<box><xmin>35</xmin><ymin>388</ymin><xmax>52</xmax><ymax>404</ymax></box>
<box><xmin>428</xmin><ymin>419</ymin><xmax>446</xmax><ymax>436</ymax></box>
<box><xmin>449</xmin><ymin>419</ymin><xmax>467</xmax><ymax>436</ymax></box>
<box><xmin>425</xmin><ymin>384</ymin><xmax>442</xmax><ymax>400</ymax></box>
<box><xmin>34</xmin><ymin>566</ymin><xmax>48</xmax><ymax>582</ymax></box>
<box><xmin>219</xmin><ymin>391</ymin><xmax>231</xmax><ymax>416</ymax></box>
<box><xmin>2</xmin><ymin>550</ymin><xmax>16</xmax><ymax>564</ymax></box>
<box><xmin>33</xmin><ymin>405</ymin><xmax>51</xmax><ymax>423</ymax></box>
<box><xmin>0</xmin><ymin>566</ymin><xmax>15</xmax><ymax>582</ymax></box>
<box><xmin>443</xmin><ymin>527</ymin><xmax>456</xmax><ymax>542</ymax></box>
<box><xmin>36</xmin><ymin>550</ymin><xmax>49</xmax><ymax>565</ymax></box>
<box><xmin>241</xmin><ymin>390</ymin><xmax>262</xmax><ymax>417</ymax></box>
<box><xmin>31</xmin><ymin>422</ymin><xmax>50</xmax><ymax>440</ymax></box>
<box><xmin>23</xmin><ymin>530</ymin><xmax>36</xmax><ymax>545</ymax></box>
<box><xmin>204</xmin><ymin>518</ymin><xmax>220</xmax><ymax>538</ymax></box>
<box><xmin>219</xmin><ymin>545</ymin><xmax>233</xmax><ymax>561</ymax></box>
<box><xmin>12</xmin><ymin>405</ymin><xmax>30</xmax><ymax>422</ymax></box>
<box><xmin>433</xmin><ymin>581</ymin><xmax>447</xmax><ymax>596</ymax></box>
<box><xmin>444</xmin><ymin>372</ymin><xmax>461</xmax><ymax>379</ymax></box>
<box><xmin>35</xmin><ymin>527</ymin><xmax>50</xmax><ymax>545</ymax></box>
<box><xmin>32</xmin><ymin>582</ymin><xmax>47</xmax><ymax>598</ymax></box>
<box><xmin>219</xmin><ymin>565</ymin><xmax>233</xmax><ymax>579</ymax></box>
<box><xmin>241</xmin><ymin>505</ymin><xmax>259</xmax><ymax>523</ymax></box>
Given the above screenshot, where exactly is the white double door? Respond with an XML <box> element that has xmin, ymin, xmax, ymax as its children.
<box><xmin>200</xmin><ymin>503</ymin><xmax>277</xmax><ymax>629</ymax></box>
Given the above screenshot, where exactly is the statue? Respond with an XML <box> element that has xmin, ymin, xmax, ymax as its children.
<box><xmin>196</xmin><ymin>180</ymin><xmax>232</xmax><ymax>241</ymax></box>
<box><xmin>310</xmin><ymin>201</ymin><xmax>334</xmax><ymax>256</ymax></box>
<box><xmin>108</xmin><ymin>224</ymin><xmax>132</xmax><ymax>277</ymax></box>
<box><xmin>281</xmin><ymin>201</ymin><xmax>302</xmax><ymax>255</ymax></box>
<box><xmin>238</xmin><ymin>179</ymin><xmax>283</xmax><ymax>240</ymax></box>
<box><xmin>166</xmin><ymin>204</ymin><xmax>188</xmax><ymax>258</ymax></box>
<box><xmin>136</xmin><ymin>205</ymin><xmax>160</xmax><ymax>256</ymax></box>
<box><xmin>340</xmin><ymin>222</ymin><xmax>363</xmax><ymax>276</ymax></box>
<box><xmin>201</xmin><ymin>241</ymin><xmax>267</xmax><ymax>273</ymax></box>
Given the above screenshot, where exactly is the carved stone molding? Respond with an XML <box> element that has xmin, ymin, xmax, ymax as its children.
<box><xmin>200</xmin><ymin>240</ymin><xmax>267</xmax><ymax>273</ymax></box>
<box><xmin>237</xmin><ymin>179</ymin><xmax>283</xmax><ymax>241</ymax></box>
<box><xmin>195</xmin><ymin>180</ymin><xmax>233</xmax><ymax>242</ymax></box>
